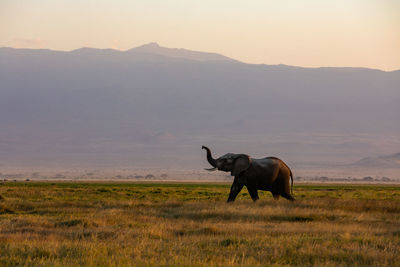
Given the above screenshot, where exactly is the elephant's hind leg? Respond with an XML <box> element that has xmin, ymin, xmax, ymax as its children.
<box><xmin>277</xmin><ymin>170</ymin><xmax>294</xmax><ymax>201</ymax></box>
<box><xmin>280</xmin><ymin>192</ymin><xmax>295</xmax><ymax>201</ymax></box>
<box><xmin>272</xmin><ymin>193</ymin><xmax>280</xmax><ymax>200</ymax></box>
<box><xmin>246</xmin><ymin>186</ymin><xmax>259</xmax><ymax>202</ymax></box>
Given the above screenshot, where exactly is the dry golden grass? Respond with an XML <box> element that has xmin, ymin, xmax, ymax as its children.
<box><xmin>0</xmin><ymin>182</ymin><xmax>399</xmax><ymax>266</ymax></box>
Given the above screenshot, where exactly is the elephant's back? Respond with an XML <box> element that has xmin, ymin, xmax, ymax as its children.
<box><xmin>251</xmin><ymin>157</ymin><xmax>279</xmax><ymax>174</ymax></box>
<box><xmin>254</xmin><ymin>157</ymin><xmax>281</xmax><ymax>167</ymax></box>
<box><xmin>264</xmin><ymin>156</ymin><xmax>283</xmax><ymax>162</ymax></box>
<box><xmin>265</xmin><ymin>157</ymin><xmax>289</xmax><ymax>167</ymax></box>
<box><xmin>257</xmin><ymin>157</ymin><xmax>292</xmax><ymax>175</ymax></box>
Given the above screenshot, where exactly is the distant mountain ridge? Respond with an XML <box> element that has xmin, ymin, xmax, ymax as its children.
<box><xmin>0</xmin><ymin>43</ymin><xmax>236</xmax><ymax>63</ymax></box>
<box><xmin>351</xmin><ymin>153</ymin><xmax>400</xmax><ymax>168</ymax></box>
<box><xmin>2</xmin><ymin>44</ymin><xmax>398</xmax><ymax>72</ymax></box>
<box><xmin>0</xmin><ymin>43</ymin><xmax>399</xmax><ymax>168</ymax></box>
<box><xmin>0</xmin><ymin>42</ymin><xmax>400</xmax><ymax>73</ymax></box>
<box><xmin>128</xmin><ymin>42</ymin><xmax>236</xmax><ymax>62</ymax></box>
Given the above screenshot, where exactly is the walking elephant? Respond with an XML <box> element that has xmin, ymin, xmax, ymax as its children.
<box><xmin>202</xmin><ymin>146</ymin><xmax>294</xmax><ymax>202</ymax></box>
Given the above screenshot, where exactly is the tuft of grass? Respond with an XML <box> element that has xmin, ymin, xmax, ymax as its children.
<box><xmin>0</xmin><ymin>203</ymin><xmax>14</xmax><ymax>214</ymax></box>
<box><xmin>56</xmin><ymin>219</ymin><xmax>84</xmax><ymax>227</ymax></box>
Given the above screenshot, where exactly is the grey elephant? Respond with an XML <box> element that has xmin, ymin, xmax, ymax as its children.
<box><xmin>202</xmin><ymin>146</ymin><xmax>294</xmax><ymax>202</ymax></box>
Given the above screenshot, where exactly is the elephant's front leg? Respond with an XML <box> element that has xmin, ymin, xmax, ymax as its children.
<box><xmin>227</xmin><ymin>182</ymin><xmax>244</xmax><ymax>202</ymax></box>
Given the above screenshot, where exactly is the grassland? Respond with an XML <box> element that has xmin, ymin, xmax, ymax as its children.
<box><xmin>0</xmin><ymin>182</ymin><xmax>399</xmax><ymax>266</ymax></box>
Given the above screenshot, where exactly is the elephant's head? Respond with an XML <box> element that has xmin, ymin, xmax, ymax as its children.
<box><xmin>202</xmin><ymin>146</ymin><xmax>251</xmax><ymax>176</ymax></box>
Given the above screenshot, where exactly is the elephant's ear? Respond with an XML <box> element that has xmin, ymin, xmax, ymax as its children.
<box><xmin>231</xmin><ymin>155</ymin><xmax>251</xmax><ymax>177</ymax></box>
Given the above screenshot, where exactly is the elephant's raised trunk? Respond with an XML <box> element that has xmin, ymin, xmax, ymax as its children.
<box><xmin>202</xmin><ymin>146</ymin><xmax>217</xmax><ymax>168</ymax></box>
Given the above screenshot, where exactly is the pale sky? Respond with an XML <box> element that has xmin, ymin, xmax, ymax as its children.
<box><xmin>1</xmin><ymin>0</ymin><xmax>399</xmax><ymax>71</ymax></box>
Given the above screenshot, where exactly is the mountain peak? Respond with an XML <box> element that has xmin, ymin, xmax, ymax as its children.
<box><xmin>133</xmin><ymin>42</ymin><xmax>161</xmax><ymax>50</ymax></box>
<box><xmin>144</xmin><ymin>42</ymin><xmax>160</xmax><ymax>48</ymax></box>
<box><xmin>351</xmin><ymin>153</ymin><xmax>400</xmax><ymax>168</ymax></box>
<box><xmin>128</xmin><ymin>42</ymin><xmax>236</xmax><ymax>62</ymax></box>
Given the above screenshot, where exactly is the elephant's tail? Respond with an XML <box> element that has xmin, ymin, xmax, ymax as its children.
<box><xmin>290</xmin><ymin>169</ymin><xmax>294</xmax><ymax>195</ymax></box>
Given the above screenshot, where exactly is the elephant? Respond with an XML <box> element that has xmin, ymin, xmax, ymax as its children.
<box><xmin>202</xmin><ymin>146</ymin><xmax>294</xmax><ymax>202</ymax></box>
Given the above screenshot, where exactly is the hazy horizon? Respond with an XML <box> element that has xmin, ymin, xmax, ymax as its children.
<box><xmin>1</xmin><ymin>44</ymin><xmax>399</xmax><ymax>180</ymax></box>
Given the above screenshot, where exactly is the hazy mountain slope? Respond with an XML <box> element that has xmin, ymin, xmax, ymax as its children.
<box><xmin>0</xmin><ymin>44</ymin><xmax>399</xmax><ymax>168</ymax></box>
<box><xmin>129</xmin><ymin>42</ymin><xmax>236</xmax><ymax>62</ymax></box>
<box><xmin>351</xmin><ymin>153</ymin><xmax>400</xmax><ymax>168</ymax></box>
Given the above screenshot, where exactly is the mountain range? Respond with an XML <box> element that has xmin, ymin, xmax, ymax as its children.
<box><xmin>351</xmin><ymin>153</ymin><xmax>400</xmax><ymax>168</ymax></box>
<box><xmin>0</xmin><ymin>43</ymin><xmax>399</xmax><ymax>172</ymax></box>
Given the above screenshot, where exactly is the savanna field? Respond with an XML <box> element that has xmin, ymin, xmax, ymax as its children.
<box><xmin>0</xmin><ymin>182</ymin><xmax>399</xmax><ymax>266</ymax></box>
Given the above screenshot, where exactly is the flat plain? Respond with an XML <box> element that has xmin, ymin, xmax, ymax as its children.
<box><xmin>0</xmin><ymin>182</ymin><xmax>399</xmax><ymax>266</ymax></box>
